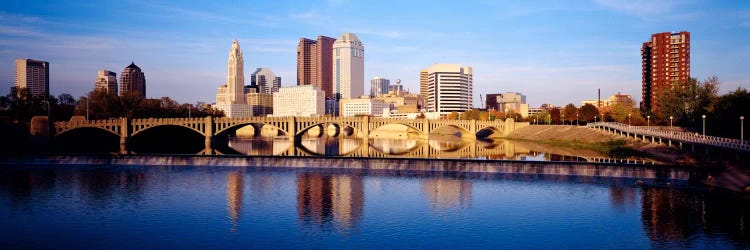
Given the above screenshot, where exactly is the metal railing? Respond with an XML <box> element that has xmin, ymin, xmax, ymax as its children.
<box><xmin>587</xmin><ymin>122</ymin><xmax>750</xmax><ymax>152</ymax></box>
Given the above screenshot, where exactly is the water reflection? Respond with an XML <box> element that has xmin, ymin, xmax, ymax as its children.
<box><xmin>0</xmin><ymin>165</ymin><xmax>748</xmax><ymax>248</ymax></box>
<box><xmin>296</xmin><ymin>172</ymin><xmax>364</xmax><ymax>233</ymax></box>
<box><xmin>421</xmin><ymin>177</ymin><xmax>472</xmax><ymax>211</ymax></box>
<box><xmin>225</xmin><ymin>136</ymin><xmax>656</xmax><ymax>163</ymax></box>
<box><xmin>226</xmin><ymin>171</ymin><xmax>243</xmax><ymax>231</ymax></box>
<box><xmin>640</xmin><ymin>187</ymin><xmax>750</xmax><ymax>247</ymax></box>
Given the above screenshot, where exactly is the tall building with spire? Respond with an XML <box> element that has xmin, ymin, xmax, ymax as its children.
<box><xmin>297</xmin><ymin>36</ymin><xmax>336</xmax><ymax>98</ymax></box>
<box><xmin>641</xmin><ymin>31</ymin><xmax>690</xmax><ymax>113</ymax></box>
<box><xmin>333</xmin><ymin>32</ymin><xmax>365</xmax><ymax>99</ymax></box>
<box><xmin>216</xmin><ymin>39</ymin><xmax>251</xmax><ymax>117</ymax></box>
<box><xmin>120</xmin><ymin>62</ymin><xmax>146</xmax><ymax>97</ymax></box>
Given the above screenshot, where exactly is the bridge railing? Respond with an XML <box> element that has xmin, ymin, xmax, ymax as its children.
<box><xmin>588</xmin><ymin>122</ymin><xmax>749</xmax><ymax>151</ymax></box>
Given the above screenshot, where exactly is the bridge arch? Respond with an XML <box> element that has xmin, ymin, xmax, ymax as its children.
<box><xmin>214</xmin><ymin>122</ymin><xmax>290</xmax><ymax>138</ymax></box>
<box><xmin>369</xmin><ymin>123</ymin><xmax>426</xmax><ymax>138</ymax></box>
<box><xmin>476</xmin><ymin>126</ymin><xmax>503</xmax><ymax>138</ymax></box>
<box><xmin>56</xmin><ymin>126</ymin><xmax>120</xmax><ymax>138</ymax></box>
<box><xmin>131</xmin><ymin>123</ymin><xmax>205</xmax><ymax>137</ymax></box>
<box><xmin>296</xmin><ymin>122</ymin><xmax>364</xmax><ymax>138</ymax></box>
<box><xmin>430</xmin><ymin>124</ymin><xmax>473</xmax><ymax>138</ymax></box>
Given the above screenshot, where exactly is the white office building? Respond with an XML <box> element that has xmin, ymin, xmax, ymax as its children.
<box><xmin>340</xmin><ymin>97</ymin><xmax>391</xmax><ymax>117</ymax></box>
<box><xmin>272</xmin><ymin>85</ymin><xmax>325</xmax><ymax>117</ymax></box>
<box><xmin>420</xmin><ymin>64</ymin><xmax>473</xmax><ymax>113</ymax></box>
<box><xmin>333</xmin><ymin>32</ymin><xmax>365</xmax><ymax>99</ymax></box>
<box><xmin>94</xmin><ymin>70</ymin><xmax>118</xmax><ymax>95</ymax></box>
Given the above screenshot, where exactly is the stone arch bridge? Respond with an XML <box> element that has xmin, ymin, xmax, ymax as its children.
<box><xmin>53</xmin><ymin>116</ymin><xmax>527</xmax><ymax>154</ymax></box>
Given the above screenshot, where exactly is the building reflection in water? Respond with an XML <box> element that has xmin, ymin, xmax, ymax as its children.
<box><xmin>420</xmin><ymin>177</ymin><xmax>472</xmax><ymax>211</ymax></box>
<box><xmin>370</xmin><ymin>138</ymin><xmax>420</xmax><ymax>154</ymax></box>
<box><xmin>226</xmin><ymin>171</ymin><xmax>244</xmax><ymax>231</ymax></box>
<box><xmin>609</xmin><ymin>186</ymin><xmax>637</xmax><ymax>213</ymax></box>
<box><xmin>296</xmin><ymin>173</ymin><xmax>364</xmax><ymax>232</ymax></box>
<box><xmin>228</xmin><ymin>138</ymin><xmax>291</xmax><ymax>155</ymax></box>
<box><xmin>640</xmin><ymin>187</ymin><xmax>750</xmax><ymax>246</ymax></box>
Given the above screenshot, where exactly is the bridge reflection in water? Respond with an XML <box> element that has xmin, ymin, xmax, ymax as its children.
<box><xmin>225</xmin><ymin>136</ymin><xmax>656</xmax><ymax>164</ymax></box>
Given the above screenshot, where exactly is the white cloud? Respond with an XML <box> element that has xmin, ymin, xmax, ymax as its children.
<box><xmin>591</xmin><ymin>0</ymin><xmax>702</xmax><ymax>20</ymax></box>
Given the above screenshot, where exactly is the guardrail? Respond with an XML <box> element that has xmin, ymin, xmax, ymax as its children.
<box><xmin>587</xmin><ymin>122</ymin><xmax>750</xmax><ymax>152</ymax></box>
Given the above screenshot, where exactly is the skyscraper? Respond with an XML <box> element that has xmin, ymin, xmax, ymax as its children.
<box><xmin>370</xmin><ymin>77</ymin><xmax>389</xmax><ymax>97</ymax></box>
<box><xmin>227</xmin><ymin>39</ymin><xmax>245</xmax><ymax>104</ymax></box>
<box><xmin>215</xmin><ymin>39</ymin><xmax>251</xmax><ymax>117</ymax></box>
<box><xmin>641</xmin><ymin>31</ymin><xmax>690</xmax><ymax>113</ymax></box>
<box><xmin>297</xmin><ymin>36</ymin><xmax>335</xmax><ymax>98</ymax></box>
<box><xmin>14</xmin><ymin>58</ymin><xmax>49</xmax><ymax>98</ymax></box>
<box><xmin>119</xmin><ymin>62</ymin><xmax>146</xmax><ymax>97</ymax></box>
<box><xmin>94</xmin><ymin>70</ymin><xmax>118</xmax><ymax>95</ymax></box>
<box><xmin>250</xmin><ymin>68</ymin><xmax>281</xmax><ymax>94</ymax></box>
<box><xmin>420</xmin><ymin>64</ymin><xmax>473</xmax><ymax>113</ymax></box>
<box><xmin>333</xmin><ymin>32</ymin><xmax>365</xmax><ymax>99</ymax></box>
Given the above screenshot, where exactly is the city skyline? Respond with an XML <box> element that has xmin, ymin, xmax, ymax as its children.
<box><xmin>1</xmin><ymin>1</ymin><xmax>748</xmax><ymax>107</ymax></box>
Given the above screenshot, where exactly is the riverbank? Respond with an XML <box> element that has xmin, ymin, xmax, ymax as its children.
<box><xmin>503</xmin><ymin>125</ymin><xmax>697</xmax><ymax>164</ymax></box>
<box><xmin>504</xmin><ymin>125</ymin><xmax>750</xmax><ymax>193</ymax></box>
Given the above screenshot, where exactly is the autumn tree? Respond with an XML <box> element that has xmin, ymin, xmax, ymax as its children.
<box><xmin>563</xmin><ymin>103</ymin><xmax>577</xmax><ymax>124</ymax></box>
<box><xmin>550</xmin><ymin>108</ymin><xmax>561</xmax><ymax>125</ymax></box>
<box><xmin>578</xmin><ymin>103</ymin><xmax>600</xmax><ymax>123</ymax></box>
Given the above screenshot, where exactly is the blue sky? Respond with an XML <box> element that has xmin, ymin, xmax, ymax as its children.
<box><xmin>1</xmin><ymin>0</ymin><xmax>748</xmax><ymax>107</ymax></box>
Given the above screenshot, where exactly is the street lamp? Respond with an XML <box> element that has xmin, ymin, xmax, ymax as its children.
<box><xmin>702</xmin><ymin>114</ymin><xmax>706</xmax><ymax>136</ymax></box>
<box><xmin>647</xmin><ymin>115</ymin><xmax>650</xmax><ymax>129</ymax></box>
<box><xmin>628</xmin><ymin>113</ymin><xmax>631</xmax><ymax>126</ymax></box>
<box><xmin>741</xmin><ymin>116</ymin><xmax>745</xmax><ymax>143</ymax></box>
<box><xmin>594</xmin><ymin>115</ymin><xmax>597</xmax><ymax>123</ymax></box>
<box><xmin>669</xmin><ymin>116</ymin><xmax>673</xmax><ymax>130</ymax></box>
<box><xmin>576</xmin><ymin>112</ymin><xmax>579</xmax><ymax>126</ymax></box>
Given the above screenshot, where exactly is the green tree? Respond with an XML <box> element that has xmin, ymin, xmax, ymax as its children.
<box><xmin>657</xmin><ymin>76</ymin><xmax>719</xmax><ymax>128</ymax></box>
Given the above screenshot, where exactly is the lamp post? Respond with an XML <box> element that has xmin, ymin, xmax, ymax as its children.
<box><xmin>86</xmin><ymin>96</ymin><xmax>89</xmax><ymax>120</ymax></box>
<box><xmin>702</xmin><ymin>114</ymin><xmax>706</xmax><ymax>136</ymax></box>
<box><xmin>669</xmin><ymin>116</ymin><xmax>673</xmax><ymax>130</ymax></box>
<box><xmin>628</xmin><ymin>113</ymin><xmax>631</xmax><ymax>126</ymax></box>
<box><xmin>594</xmin><ymin>115</ymin><xmax>597</xmax><ymax>123</ymax></box>
<box><xmin>647</xmin><ymin>115</ymin><xmax>650</xmax><ymax>129</ymax></box>
<box><xmin>576</xmin><ymin>112</ymin><xmax>579</xmax><ymax>126</ymax></box>
<box><xmin>741</xmin><ymin>116</ymin><xmax>745</xmax><ymax>143</ymax></box>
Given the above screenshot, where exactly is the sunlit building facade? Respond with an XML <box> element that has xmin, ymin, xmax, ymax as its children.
<box><xmin>94</xmin><ymin>70</ymin><xmax>118</xmax><ymax>95</ymax></box>
<box><xmin>15</xmin><ymin>58</ymin><xmax>49</xmax><ymax>98</ymax></box>
<box><xmin>420</xmin><ymin>64</ymin><xmax>473</xmax><ymax>113</ymax></box>
<box><xmin>641</xmin><ymin>31</ymin><xmax>690</xmax><ymax>113</ymax></box>
<box><xmin>333</xmin><ymin>32</ymin><xmax>365</xmax><ymax>100</ymax></box>
<box><xmin>272</xmin><ymin>85</ymin><xmax>325</xmax><ymax>117</ymax></box>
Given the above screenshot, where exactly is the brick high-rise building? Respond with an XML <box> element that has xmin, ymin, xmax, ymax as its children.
<box><xmin>641</xmin><ymin>31</ymin><xmax>690</xmax><ymax>113</ymax></box>
<box><xmin>297</xmin><ymin>36</ymin><xmax>336</xmax><ymax>98</ymax></box>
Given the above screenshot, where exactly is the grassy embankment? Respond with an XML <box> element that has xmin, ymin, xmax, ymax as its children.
<box><xmin>503</xmin><ymin>125</ymin><xmax>649</xmax><ymax>158</ymax></box>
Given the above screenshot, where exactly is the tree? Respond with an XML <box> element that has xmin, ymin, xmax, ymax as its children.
<box><xmin>446</xmin><ymin>111</ymin><xmax>459</xmax><ymax>120</ymax></box>
<box><xmin>578</xmin><ymin>103</ymin><xmax>599</xmax><ymax>123</ymax></box>
<box><xmin>563</xmin><ymin>103</ymin><xmax>577</xmax><ymax>124</ymax></box>
<box><xmin>416</xmin><ymin>112</ymin><xmax>426</xmax><ymax>119</ymax></box>
<box><xmin>657</xmin><ymin>76</ymin><xmax>719</xmax><ymax>128</ymax></box>
<box><xmin>550</xmin><ymin>108</ymin><xmax>561</xmax><ymax>125</ymax></box>
<box><xmin>710</xmin><ymin>87</ymin><xmax>750</xmax><ymax>138</ymax></box>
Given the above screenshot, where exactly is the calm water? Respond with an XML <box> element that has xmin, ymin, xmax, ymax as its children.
<box><xmin>223</xmin><ymin>136</ymin><xmax>654</xmax><ymax>163</ymax></box>
<box><xmin>0</xmin><ymin>163</ymin><xmax>747</xmax><ymax>249</ymax></box>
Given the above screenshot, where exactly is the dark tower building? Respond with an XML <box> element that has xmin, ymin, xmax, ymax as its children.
<box><xmin>120</xmin><ymin>62</ymin><xmax>146</xmax><ymax>97</ymax></box>
<box><xmin>297</xmin><ymin>36</ymin><xmax>336</xmax><ymax>98</ymax></box>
